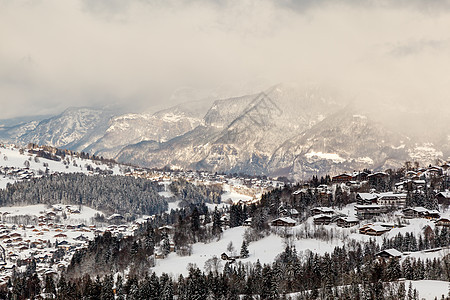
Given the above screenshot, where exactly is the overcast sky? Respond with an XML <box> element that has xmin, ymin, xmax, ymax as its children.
<box><xmin>1</xmin><ymin>0</ymin><xmax>450</xmax><ymax>119</ymax></box>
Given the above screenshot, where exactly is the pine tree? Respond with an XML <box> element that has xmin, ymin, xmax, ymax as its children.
<box><xmin>240</xmin><ymin>241</ymin><xmax>249</xmax><ymax>258</ymax></box>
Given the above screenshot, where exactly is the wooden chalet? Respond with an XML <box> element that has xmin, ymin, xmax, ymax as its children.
<box><xmin>377</xmin><ymin>192</ymin><xmax>406</xmax><ymax>207</ymax></box>
<box><xmin>435</xmin><ymin>217</ymin><xmax>450</xmax><ymax>227</ymax></box>
<box><xmin>332</xmin><ymin>174</ymin><xmax>353</xmax><ymax>183</ymax></box>
<box><xmin>355</xmin><ymin>205</ymin><xmax>384</xmax><ymax>219</ymax></box>
<box><xmin>271</xmin><ymin>217</ymin><xmax>296</xmax><ymax>227</ymax></box>
<box><xmin>243</xmin><ymin>218</ymin><xmax>252</xmax><ymax>226</ymax></box>
<box><xmin>376</xmin><ymin>248</ymin><xmax>402</xmax><ymax>259</ymax></box>
<box><xmin>356</xmin><ymin>193</ymin><xmax>378</xmax><ymax>205</ymax></box>
<box><xmin>313</xmin><ymin>214</ymin><xmax>333</xmax><ymax>225</ymax></box>
<box><xmin>311</xmin><ymin>207</ymin><xmax>334</xmax><ymax>215</ymax></box>
<box><xmin>435</xmin><ymin>192</ymin><xmax>450</xmax><ymax>205</ymax></box>
<box><xmin>403</xmin><ymin>207</ymin><xmax>440</xmax><ymax>219</ymax></box>
<box><xmin>359</xmin><ymin>224</ymin><xmax>391</xmax><ymax>236</ymax></box>
<box><xmin>336</xmin><ymin>216</ymin><xmax>359</xmax><ymax>228</ymax></box>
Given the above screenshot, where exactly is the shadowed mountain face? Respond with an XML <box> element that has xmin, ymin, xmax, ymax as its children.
<box><xmin>1</xmin><ymin>84</ymin><xmax>448</xmax><ymax>179</ymax></box>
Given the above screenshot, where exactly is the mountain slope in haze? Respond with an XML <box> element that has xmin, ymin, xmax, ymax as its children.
<box><xmin>267</xmin><ymin>109</ymin><xmax>413</xmax><ymax>179</ymax></box>
<box><xmin>84</xmin><ymin>101</ymin><xmax>209</xmax><ymax>158</ymax></box>
<box><xmin>115</xmin><ymin>84</ymin><xmax>345</xmax><ymax>175</ymax></box>
<box><xmin>14</xmin><ymin>107</ymin><xmax>114</xmax><ymax>152</ymax></box>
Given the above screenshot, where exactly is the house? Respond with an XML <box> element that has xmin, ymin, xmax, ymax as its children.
<box><xmin>355</xmin><ymin>205</ymin><xmax>384</xmax><ymax>219</ymax></box>
<box><xmin>271</xmin><ymin>217</ymin><xmax>296</xmax><ymax>227</ymax></box>
<box><xmin>359</xmin><ymin>224</ymin><xmax>391</xmax><ymax>236</ymax></box>
<box><xmin>107</xmin><ymin>214</ymin><xmax>124</xmax><ymax>221</ymax></box>
<box><xmin>289</xmin><ymin>209</ymin><xmax>299</xmax><ymax>218</ymax></box>
<box><xmin>376</xmin><ymin>248</ymin><xmax>402</xmax><ymax>259</ymax></box>
<box><xmin>311</xmin><ymin>207</ymin><xmax>334</xmax><ymax>215</ymax></box>
<box><xmin>403</xmin><ymin>207</ymin><xmax>440</xmax><ymax>219</ymax></box>
<box><xmin>54</xmin><ymin>233</ymin><xmax>67</xmax><ymax>238</ymax></box>
<box><xmin>435</xmin><ymin>217</ymin><xmax>450</xmax><ymax>227</ymax></box>
<box><xmin>356</xmin><ymin>193</ymin><xmax>378</xmax><ymax>205</ymax></box>
<box><xmin>336</xmin><ymin>216</ymin><xmax>359</xmax><ymax>228</ymax></box>
<box><xmin>332</xmin><ymin>174</ymin><xmax>353</xmax><ymax>183</ymax></box>
<box><xmin>158</xmin><ymin>225</ymin><xmax>174</xmax><ymax>235</ymax></box>
<box><xmin>243</xmin><ymin>218</ymin><xmax>252</xmax><ymax>226</ymax></box>
<box><xmin>377</xmin><ymin>192</ymin><xmax>406</xmax><ymax>207</ymax></box>
<box><xmin>435</xmin><ymin>191</ymin><xmax>450</xmax><ymax>205</ymax></box>
<box><xmin>313</xmin><ymin>214</ymin><xmax>333</xmax><ymax>225</ymax></box>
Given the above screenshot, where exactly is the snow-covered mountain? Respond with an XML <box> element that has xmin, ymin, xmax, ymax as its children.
<box><xmin>115</xmin><ymin>84</ymin><xmax>346</xmax><ymax>175</ymax></box>
<box><xmin>84</xmin><ymin>102</ymin><xmax>207</xmax><ymax>158</ymax></box>
<box><xmin>1</xmin><ymin>84</ymin><xmax>448</xmax><ymax>179</ymax></box>
<box><xmin>115</xmin><ymin>84</ymin><xmax>449</xmax><ymax>178</ymax></box>
<box><xmin>2</xmin><ymin>107</ymin><xmax>114</xmax><ymax>152</ymax></box>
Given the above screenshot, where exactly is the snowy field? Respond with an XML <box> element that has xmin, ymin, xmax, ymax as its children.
<box><xmin>0</xmin><ymin>146</ymin><xmax>121</xmax><ymax>176</ymax></box>
<box><xmin>152</xmin><ymin>226</ymin><xmax>342</xmax><ymax>277</ymax></box>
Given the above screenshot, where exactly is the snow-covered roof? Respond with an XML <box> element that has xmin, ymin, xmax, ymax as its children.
<box><xmin>313</xmin><ymin>214</ymin><xmax>332</xmax><ymax>220</ymax></box>
<box><xmin>366</xmin><ymin>225</ymin><xmax>390</xmax><ymax>232</ymax></box>
<box><xmin>377</xmin><ymin>248</ymin><xmax>402</xmax><ymax>257</ymax></box>
<box><xmin>355</xmin><ymin>204</ymin><xmax>381</xmax><ymax>209</ymax></box>
<box><xmin>312</xmin><ymin>207</ymin><xmax>334</xmax><ymax>213</ymax></box>
<box><xmin>357</xmin><ymin>193</ymin><xmax>378</xmax><ymax>200</ymax></box>
<box><xmin>338</xmin><ymin>216</ymin><xmax>359</xmax><ymax>223</ymax></box>
<box><xmin>273</xmin><ymin>217</ymin><xmax>296</xmax><ymax>224</ymax></box>
<box><xmin>437</xmin><ymin>191</ymin><xmax>450</xmax><ymax>199</ymax></box>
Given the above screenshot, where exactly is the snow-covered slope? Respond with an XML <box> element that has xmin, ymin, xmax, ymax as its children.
<box><xmin>115</xmin><ymin>84</ymin><xmax>344</xmax><ymax>175</ymax></box>
<box><xmin>85</xmin><ymin>103</ymin><xmax>205</xmax><ymax>158</ymax></box>
<box><xmin>9</xmin><ymin>107</ymin><xmax>114</xmax><ymax>152</ymax></box>
<box><xmin>0</xmin><ymin>145</ymin><xmax>121</xmax><ymax>189</ymax></box>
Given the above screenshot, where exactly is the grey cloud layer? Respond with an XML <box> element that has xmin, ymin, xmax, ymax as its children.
<box><xmin>1</xmin><ymin>0</ymin><xmax>450</xmax><ymax>119</ymax></box>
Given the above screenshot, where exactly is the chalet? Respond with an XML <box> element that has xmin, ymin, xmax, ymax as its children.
<box><xmin>336</xmin><ymin>216</ymin><xmax>359</xmax><ymax>228</ymax></box>
<box><xmin>46</xmin><ymin>212</ymin><xmax>57</xmax><ymax>218</ymax></box>
<box><xmin>359</xmin><ymin>224</ymin><xmax>391</xmax><ymax>236</ymax></box>
<box><xmin>289</xmin><ymin>209</ymin><xmax>299</xmax><ymax>218</ymax></box>
<box><xmin>435</xmin><ymin>191</ymin><xmax>450</xmax><ymax>205</ymax></box>
<box><xmin>243</xmin><ymin>218</ymin><xmax>252</xmax><ymax>226</ymax></box>
<box><xmin>271</xmin><ymin>217</ymin><xmax>296</xmax><ymax>227</ymax></box>
<box><xmin>220</xmin><ymin>215</ymin><xmax>230</xmax><ymax>227</ymax></box>
<box><xmin>54</xmin><ymin>233</ymin><xmax>67</xmax><ymax>238</ymax></box>
<box><xmin>313</xmin><ymin>214</ymin><xmax>333</xmax><ymax>225</ymax></box>
<box><xmin>356</xmin><ymin>193</ymin><xmax>378</xmax><ymax>205</ymax></box>
<box><xmin>403</xmin><ymin>207</ymin><xmax>440</xmax><ymax>219</ymax></box>
<box><xmin>311</xmin><ymin>207</ymin><xmax>334</xmax><ymax>215</ymax></box>
<box><xmin>352</xmin><ymin>171</ymin><xmax>370</xmax><ymax>182</ymax></box>
<box><xmin>158</xmin><ymin>225</ymin><xmax>174</xmax><ymax>234</ymax></box>
<box><xmin>435</xmin><ymin>217</ymin><xmax>450</xmax><ymax>227</ymax></box>
<box><xmin>332</xmin><ymin>174</ymin><xmax>353</xmax><ymax>183</ymax></box>
<box><xmin>355</xmin><ymin>205</ymin><xmax>384</xmax><ymax>219</ymax></box>
<box><xmin>107</xmin><ymin>214</ymin><xmax>124</xmax><ymax>221</ymax></box>
<box><xmin>377</xmin><ymin>192</ymin><xmax>406</xmax><ymax>207</ymax></box>
<box><xmin>376</xmin><ymin>248</ymin><xmax>402</xmax><ymax>259</ymax></box>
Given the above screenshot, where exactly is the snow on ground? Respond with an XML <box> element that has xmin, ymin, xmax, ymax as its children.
<box><xmin>305</xmin><ymin>151</ymin><xmax>346</xmax><ymax>163</ymax></box>
<box><xmin>221</xmin><ymin>190</ymin><xmax>253</xmax><ymax>204</ymax></box>
<box><xmin>407</xmin><ymin>280</ymin><xmax>450</xmax><ymax>300</ymax></box>
<box><xmin>152</xmin><ymin>225</ymin><xmax>343</xmax><ymax>277</ymax></box>
<box><xmin>0</xmin><ymin>177</ymin><xmax>15</xmax><ymax>189</ymax></box>
<box><xmin>0</xmin><ymin>204</ymin><xmax>103</xmax><ymax>224</ymax></box>
<box><xmin>167</xmin><ymin>200</ymin><xmax>182</xmax><ymax>212</ymax></box>
<box><xmin>0</xmin><ymin>146</ymin><xmax>121</xmax><ymax>176</ymax></box>
<box><xmin>159</xmin><ymin>191</ymin><xmax>174</xmax><ymax>198</ymax></box>
<box><xmin>286</xmin><ymin>280</ymin><xmax>449</xmax><ymax>300</ymax></box>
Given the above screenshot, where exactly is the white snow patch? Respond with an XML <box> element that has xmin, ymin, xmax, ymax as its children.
<box><xmin>355</xmin><ymin>157</ymin><xmax>374</xmax><ymax>165</ymax></box>
<box><xmin>305</xmin><ymin>151</ymin><xmax>346</xmax><ymax>163</ymax></box>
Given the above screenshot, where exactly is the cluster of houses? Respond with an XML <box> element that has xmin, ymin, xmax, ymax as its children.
<box><xmin>0</xmin><ymin>205</ymin><xmax>139</xmax><ymax>286</ymax></box>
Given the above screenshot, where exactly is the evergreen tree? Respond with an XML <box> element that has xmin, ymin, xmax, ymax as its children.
<box><xmin>240</xmin><ymin>240</ymin><xmax>249</xmax><ymax>258</ymax></box>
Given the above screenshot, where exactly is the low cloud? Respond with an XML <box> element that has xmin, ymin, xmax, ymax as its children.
<box><xmin>1</xmin><ymin>0</ymin><xmax>450</xmax><ymax>119</ymax></box>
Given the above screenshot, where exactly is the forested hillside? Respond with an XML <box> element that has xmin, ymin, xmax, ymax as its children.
<box><xmin>0</xmin><ymin>174</ymin><xmax>167</xmax><ymax>216</ymax></box>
